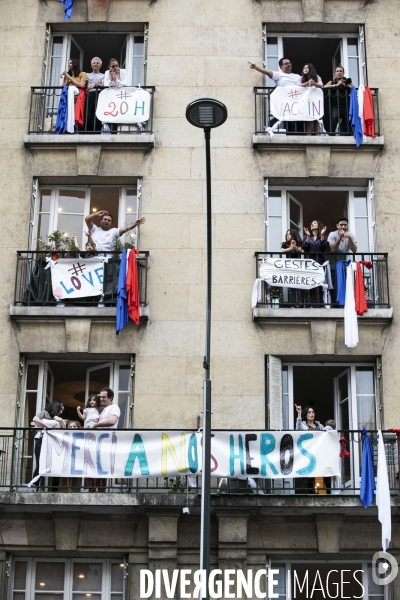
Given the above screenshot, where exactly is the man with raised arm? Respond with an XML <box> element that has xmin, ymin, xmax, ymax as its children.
<box><xmin>248</xmin><ymin>57</ymin><xmax>300</xmax><ymax>86</ymax></box>
<box><xmin>84</xmin><ymin>210</ymin><xmax>146</xmax><ymax>253</ymax></box>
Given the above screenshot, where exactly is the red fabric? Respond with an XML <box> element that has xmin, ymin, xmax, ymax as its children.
<box><xmin>339</xmin><ymin>437</ymin><xmax>350</xmax><ymax>458</ymax></box>
<box><xmin>363</xmin><ymin>86</ymin><xmax>375</xmax><ymax>138</ymax></box>
<box><xmin>74</xmin><ymin>88</ymin><xmax>87</xmax><ymax>127</ymax></box>
<box><xmin>355</xmin><ymin>261</ymin><xmax>372</xmax><ymax>316</ymax></box>
<box><xmin>126</xmin><ymin>249</ymin><xmax>140</xmax><ymax>325</ymax></box>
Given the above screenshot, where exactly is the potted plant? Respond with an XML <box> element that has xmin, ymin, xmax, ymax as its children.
<box><xmin>269</xmin><ymin>286</ymin><xmax>281</xmax><ymax>308</ymax></box>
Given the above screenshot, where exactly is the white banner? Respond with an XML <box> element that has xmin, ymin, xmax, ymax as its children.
<box><xmin>48</xmin><ymin>257</ymin><xmax>105</xmax><ymax>299</ymax></box>
<box><xmin>270</xmin><ymin>86</ymin><xmax>324</xmax><ymax>121</ymax></box>
<box><xmin>36</xmin><ymin>429</ymin><xmax>340</xmax><ymax>479</ymax></box>
<box><xmin>259</xmin><ymin>257</ymin><xmax>325</xmax><ymax>290</ymax></box>
<box><xmin>96</xmin><ymin>87</ymin><xmax>151</xmax><ymax>124</ymax></box>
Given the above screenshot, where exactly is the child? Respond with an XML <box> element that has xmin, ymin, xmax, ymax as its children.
<box><xmin>77</xmin><ymin>394</ymin><xmax>100</xmax><ymax>429</ymax></box>
<box><xmin>324</xmin><ymin>419</ymin><xmax>337</xmax><ymax>494</ymax></box>
<box><xmin>68</xmin><ymin>420</ymin><xmax>82</xmax><ymax>429</ymax></box>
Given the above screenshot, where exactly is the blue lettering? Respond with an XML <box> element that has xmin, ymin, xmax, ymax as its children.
<box><xmin>124</xmin><ymin>434</ymin><xmax>150</xmax><ymax>476</ymax></box>
<box><xmin>71</xmin><ymin>432</ymin><xmax>84</xmax><ymax>475</ymax></box>
<box><xmin>96</xmin><ymin>433</ymin><xmax>109</xmax><ymax>475</ymax></box>
<box><xmin>296</xmin><ymin>433</ymin><xmax>316</xmax><ymax>475</ymax></box>
<box><xmin>94</xmin><ymin>267</ymin><xmax>104</xmax><ymax>284</ymax></box>
<box><xmin>134</xmin><ymin>101</ymin><xmax>145</xmax><ymax>115</ymax></box>
<box><xmin>60</xmin><ymin>281</ymin><xmax>73</xmax><ymax>294</ymax></box>
<box><xmin>82</xmin><ymin>271</ymin><xmax>94</xmax><ymax>287</ymax></box>
<box><xmin>260</xmin><ymin>433</ymin><xmax>279</xmax><ymax>476</ymax></box>
<box><xmin>229</xmin><ymin>434</ymin><xmax>245</xmax><ymax>476</ymax></box>
<box><xmin>282</xmin><ymin>103</ymin><xmax>291</xmax><ymax>117</ymax></box>
<box><xmin>188</xmin><ymin>433</ymin><xmax>198</xmax><ymax>473</ymax></box>
<box><xmin>312</xmin><ymin>101</ymin><xmax>321</xmax><ymax>117</ymax></box>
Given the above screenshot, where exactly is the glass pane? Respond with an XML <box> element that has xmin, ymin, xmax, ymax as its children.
<box><xmin>57</xmin><ymin>214</ymin><xmax>84</xmax><ymax>242</ymax></box>
<box><xmin>35</xmin><ymin>595</ymin><xmax>63</xmax><ymax>600</ymax></box>
<box><xmin>133</xmin><ymin>35</ymin><xmax>144</xmax><ymax>55</ymax></box>
<box><xmin>58</xmin><ymin>190</ymin><xmax>86</xmax><ymax>214</ymax></box>
<box><xmin>289</xmin><ymin>199</ymin><xmax>301</xmax><ymax>227</ymax></box>
<box><xmin>353</xmin><ymin>196</ymin><xmax>368</xmax><ymax>216</ymax></box>
<box><xmin>118</xmin><ymin>392</ymin><xmax>129</xmax><ymax>426</ymax></box>
<box><xmin>282</xmin><ymin>367</ymin><xmax>289</xmax><ymax>430</ymax></box>
<box><xmin>88</xmin><ymin>366</ymin><xmax>111</xmax><ymax>396</ymax></box>
<box><xmin>111</xmin><ymin>563</ymin><xmax>125</xmax><ymax>592</ymax></box>
<box><xmin>357</xmin><ymin>368</ymin><xmax>376</xmax><ymax>429</ymax></box>
<box><xmin>73</xmin><ymin>563</ymin><xmax>102</xmax><ymax>592</ymax></box>
<box><xmin>13</xmin><ymin>561</ymin><xmax>27</xmax><ymax>590</ymax></box>
<box><xmin>354</xmin><ymin>218</ymin><xmax>369</xmax><ymax>253</ymax></box>
<box><xmin>133</xmin><ymin>57</ymin><xmax>143</xmax><ymax>86</ymax></box>
<box><xmin>348</xmin><ymin>57</ymin><xmax>359</xmax><ymax>87</ymax></box>
<box><xmin>119</xmin><ymin>366</ymin><xmax>130</xmax><ymax>392</ymax></box>
<box><xmin>35</xmin><ymin>561</ymin><xmax>65</xmax><ymax>591</ymax></box>
<box><xmin>267</xmin><ymin>37</ymin><xmax>278</xmax><ymax>55</ymax></box>
<box><xmin>40</xmin><ymin>191</ymin><xmax>51</xmax><ymax>212</ymax></box>
<box><xmin>268</xmin><ymin>195</ymin><xmax>282</xmax><ymax>216</ymax></box>
<box><xmin>52</xmin><ymin>36</ymin><xmax>64</xmax><ymax>57</ymax></box>
<box><xmin>111</xmin><ymin>595</ymin><xmax>124</xmax><ymax>600</ymax></box>
<box><xmin>338</xmin><ymin>374</ymin><xmax>349</xmax><ymax>402</ymax></box>
<box><xmin>13</xmin><ymin>594</ymin><xmax>25</xmax><ymax>600</ymax></box>
<box><xmin>347</xmin><ymin>38</ymin><xmax>359</xmax><ymax>56</ymax></box>
<box><xmin>27</xmin><ymin>365</ymin><xmax>39</xmax><ymax>390</ymax></box>
<box><xmin>38</xmin><ymin>213</ymin><xmax>50</xmax><ymax>244</ymax></box>
<box><xmin>268</xmin><ymin>216</ymin><xmax>282</xmax><ymax>252</ymax></box>
<box><xmin>126</xmin><ymin>190</ymin><xmax>138</xmax><ymax>216</ymax></box>
<box><xmin>356</xmin><ymin>368</ymin><xmax>374</xmax><ymax>395</ymax></box>
<box><xmin>50</xmin><ymin>57</ymin><xmax>62</xmax><ymax>87</ymax></box>
<box><xmin>271</xmin><ymin>564</ymin><xmax>285</xmax><ymax>596</ymax></box>
<box><xmin>73</xmin><ymin>595</ymin><xmax>102</xmax><ymax>600</ymax></box>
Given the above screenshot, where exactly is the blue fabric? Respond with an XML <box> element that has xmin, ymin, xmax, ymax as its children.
<box><xmin>116</xmin><ymin>249</ymin><xmax>129</xmax><ymax>336</ymax></box>
<box><xmin>349</xmin><ymin>87</ymin><xmax>364</xmax><ymax>148</ymax></box>
<box><xmin>59</xmin><ymin>0</ymin><xmax>74</xmax><ymax>20</ymax></box>
<box><xmin>360</xmin><ymin>427</ymin><xmax>376</xmax><ymax>508</ymax></box>
<box><xmin>55</xmin><ymin>86</ymin><xmax>69</xmax><ymax>135</ymax></box>
<box><xmin>336</xmin><ymin>259</ymin><xmax>350</xmax><ymax>306</ymax></box>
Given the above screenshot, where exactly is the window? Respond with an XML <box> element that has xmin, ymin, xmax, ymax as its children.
<box><xmin>21</xmin><ymin>359</ymin><xmax>134</xmax><ymax>428</ymax></box>
<box><xmin>270</xmin><ymin>561</ymin><xmax>383</xmax><ymax>599</ymax></box>
<box><xmin>31</xmin><ymin>184</ymin><xmax>142</xmax><ymax>251</ymax></box>
<box><xmin>263</xmin><ymin>30</ymin><xmax>364</xmax><ymax>88</ymax></box>
<box><xmin>12</xmin><ymin>558</ymin><xmax>126</xmax><ymax>600</ymax></box>
<box><xmin>46</xmin><ymin>31</ymin><xmax>147</xmax><ymax>87</ymax></box>
<box><xmin>264</xmin><ymin>182</ymin><xmax>375</xmax><ymax>253</ymax></box>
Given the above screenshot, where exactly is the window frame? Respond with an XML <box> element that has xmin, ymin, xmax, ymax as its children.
<box><xmin>10</xmin><ymin>557</ymin><xmax>128</xmax><ymax>600</ymax></box>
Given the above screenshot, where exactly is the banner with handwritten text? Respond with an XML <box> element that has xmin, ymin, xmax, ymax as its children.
<box><xmin>259</xmin><ymin>257</ymin><xmax>325</xmax><ymax>290</ymax></box>
<box><xmin>35</xmin><ymin>429</ymin><xmax>340</xmax><ymax>479</ymax></box>
<box><xmin>96</xmin><ymin>87</ymin><xmax>151</xmax><ymax>124</ymax></box>
<box><xmin>270</xmin><ymin>86</ymin><xmax>324</xmax><ymax>121</ymax></box>
<box><xmin>49</xmin><ymin>257</ymin><xmax>104</xmax><ymax>299</ymax></box>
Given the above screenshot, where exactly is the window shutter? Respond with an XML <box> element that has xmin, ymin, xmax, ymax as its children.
<box><xmin>28</xmin><ymin>178</ymin><xmax>39</xmax><ymax>250</ymax></box>
<box><xmin>267</xmin><ymin>355</ymin><xmax>283</xmax><ymax>429</ymax></box>
<box><xmin>359</xmin><ymin>25</ymin><xmax>368</xmax><ymax>86</ymax></box>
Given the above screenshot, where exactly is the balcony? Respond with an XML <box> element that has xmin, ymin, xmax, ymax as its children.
<box><xmin>10</xmin><ymin>251</ymin><xmax>149</xmax><ymax>320</ymax></box>
<box><xmin>0</xmin><ymin>428</ymin><xmax>398</xmax><ymax>502</ymax></box>
<box><xmin>253</xmin><ymin>87</ymin><xmax>384</xmax><ymax>181</ymax></box>
<box><xmin>24</xmin><ymin>86</ymin><xmax>155</xmax><ymax>151</ymax></box>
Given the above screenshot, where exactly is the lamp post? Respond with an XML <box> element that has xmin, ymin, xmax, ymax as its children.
<box><xmin>185</xmin><ymin>99</ymin><xmax>228</xmax><ymax>596</ymax></box>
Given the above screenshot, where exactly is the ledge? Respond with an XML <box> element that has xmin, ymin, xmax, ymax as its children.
<box><xmin>253</xmin><ymin>307</ymin><xmax>393</xmax><ymax>323</ymax></box>
<box><xmin>253</xmin><ymin>134</ymin><xmax>384</xmax><ymax>150</ymax></box>
<box><xmin>9</xmin><ymin>305</ymin><xmax>149</xmax><ymax>321</ymax></box>
<box><xmin>24</xmin><ymin>133</ymin><xmax>155</xmax><ymax>150</ymax></box>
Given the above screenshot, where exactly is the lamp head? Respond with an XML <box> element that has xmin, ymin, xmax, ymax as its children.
<box><xmin>186</xmin><ymin>98</ymin><xmax>228</xmax><ymax>129</ymax></box>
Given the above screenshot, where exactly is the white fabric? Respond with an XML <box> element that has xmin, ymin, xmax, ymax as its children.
<box><xmin>104</xmin><ymin>68</ymin><xmax>128</xmax><ymax>87</ymax></box>
<box><xmin>97</xmin><ymin>403</ymin><xmax>121</xmax><ymax>429</ymax></box>
<box><xmin>357</xmin><ymin>86</ymin><xmax>367</xmax><ymax>143</ymax></box>
<box><xmin>322</xmin><ymin>260</ymin><xmax>333</xmax><ymax>307</ymax></box>
<box><xmin>344</xmin><ymin>262</ymin><xmax>358</xmax><ymax>348</ymax></box>
<box><xmin>67</xmin><ymin>86</ymin><xmax>78</xmax><ymax>133</ymax></box>
<box><xmin>33</xmin><ymin>419</ymin><xmax>61</xmax><ymax>439</ymax></box>
<box><xmin>252</xmin><ymin>278</ymin><xmax>262</xmax><ymax>308</ymax></box>
<box><xmin>83</xmin><ymin>407</ymin><xmax>100</xmax><ymax>428</ymax></box>
<box><xmin>376</xmin><ymin>430</ymin><xmax>391</xmax><ymax>551</ymax></box>
<box><xmin>126</xmin><ymin>248</ymin><xmax>131</xmax><ymax>276</ymax></box>
<box><xmin>272</xmin><ymin>70</ymin><xmax>301</xmax><ymax>87</ymax></box>
<box><xmin>90</xmin><ymin>223</ymin><xmax>120</xmax><ymax>252</ymax></box>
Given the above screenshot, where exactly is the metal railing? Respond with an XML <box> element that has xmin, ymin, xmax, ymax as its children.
<box><xmin>0</xmin><ymin>428</ymin><xmax>397</xmax><ymax>495</ymax></box>
<box><xmin>254</xmin><ymin>87</ymin><xmax>380</xmax><ymax>136</ymax></box>
<box><xmin>27</xmin><ymin>86</ymin><xmax>155</xmax><ymax>134</ymax></box>
<box><xmin>13</xmin><ymin>251</ymin><xmax>149</xmax><ymax>307</ymax></box>
<box><xmin>255</xmin><ymin>252</ymin><xmax>390</xmax><ymax>309</ymax></box>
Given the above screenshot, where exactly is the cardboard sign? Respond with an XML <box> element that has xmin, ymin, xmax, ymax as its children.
<box><xmin>270</xmin><ymin>86</ymin><xmax>324</xmax><ymax>121</ymax></box>
<box><xmin>259</xmin><ymin>257</ymin><xmax>325</xmax><ymax>289</ymax></box>
<box><xmin>96</xmin><ymin>87</ymin><xmax>151</xmax><ymax>123</ymax></box>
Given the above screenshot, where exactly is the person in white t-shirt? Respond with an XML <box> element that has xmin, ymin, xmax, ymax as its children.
<box><xmin>85</xmin><ymin>210</ymin><xmax>146</xmax><ymax>253</ymax></box>
<box><xmin>88</xmin><ymin>387</ymin><xmax>120</xmax><ymax>430</ymax></box>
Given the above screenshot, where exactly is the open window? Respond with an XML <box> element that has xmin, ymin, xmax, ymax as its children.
<box><xmin>45</xmin><ymin>30</ymin><xmax>147</xmax><ymax>87</ymax></box>
<box><xmin>30</xmin><ymin>183</ymin><xmax>142</xmax><ymax>251</ymax></box>
<box><xmin>264</xmin><ymin>181</ymin><xmax>375</xmax><ymax>254</ymax></box>
<box><xmin>263</xmin><ymin>28</ymin><xmax>365</xmax><ymax>88</ymax></box>
<box><xmin>21</xmin><ymin>359</ymin><xmax>134</xmax><ymax>428</ymax></box>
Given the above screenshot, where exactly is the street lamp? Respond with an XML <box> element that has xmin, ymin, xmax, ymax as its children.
<box><xmin>185</xmin><ymin>99</ymin><xmax>228</xmax><ymax>595</ymax></box>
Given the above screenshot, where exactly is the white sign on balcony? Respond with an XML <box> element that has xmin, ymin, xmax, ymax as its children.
<box><xmin>270</xmin><ymin>86</ymin><xmax>324</xmax><ymax>121</ymax></box>
<box><xmin>259</xmin><ymin>257</ymin><xmax>325</xmax><ymax>289</ymax></box>
<box><xmin>96</xmin><ymin>87</ymin><xmax>151</xmax><ymax>123</ymax></box>
<box><xmin>46</xmin><ymin>256</ymin><xmax>105</xmax><ymax>299</ymax></box>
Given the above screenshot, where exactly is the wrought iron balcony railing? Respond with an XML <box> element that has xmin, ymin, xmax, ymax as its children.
<box><xmin>27</xmin><ymin>86</ymin><xmax>155</xmax><ymax>135</ymax></box>
<box><xmin>255</xmin><ymin>252</ymin><xmax>389</xmax><ymax>309</ymax></box>
<box><xmin>13</xmin><ymin>251</ymin><xmax>149</xmax><ymax>308</ymax></box>
<box><xmin>254</xmin><ymin>87</ymin><xmax>380</xmax><ymax>137</ymax></box>
<box><xmin>0</xmin><ymin>428</ymin><xmax>397</xmax><ymax>496</ymax></box>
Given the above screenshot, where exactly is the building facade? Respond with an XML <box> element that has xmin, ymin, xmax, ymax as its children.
<box><xmin>0</xmin><ymin>0</ymin><xmax>399</xmax><ymax>597</ymax></box>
